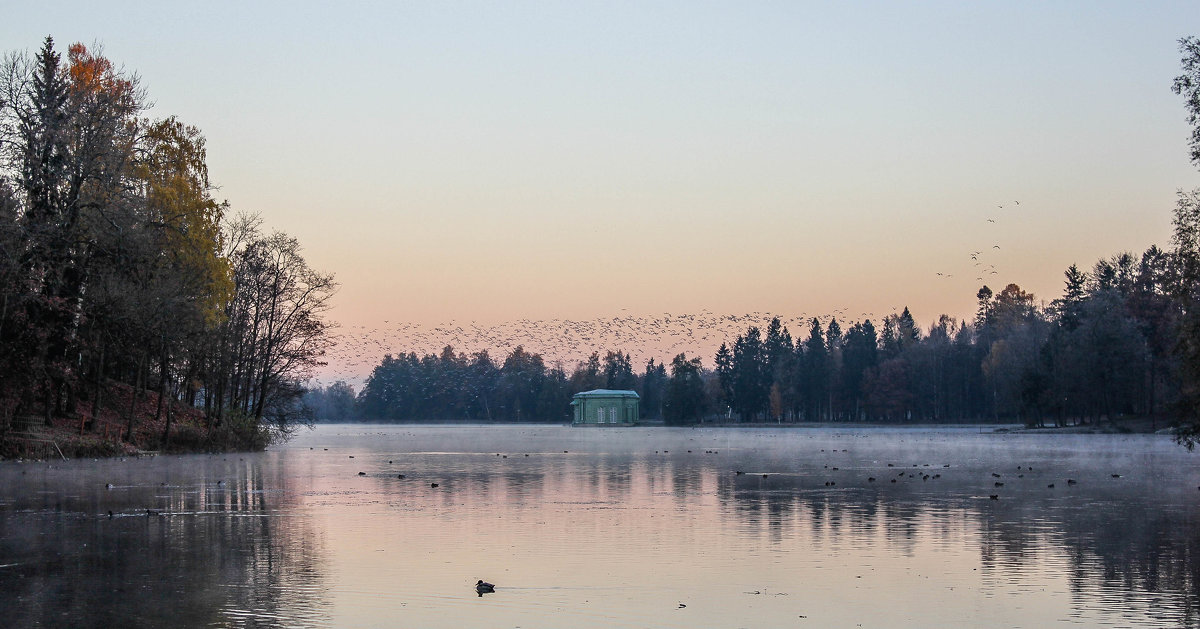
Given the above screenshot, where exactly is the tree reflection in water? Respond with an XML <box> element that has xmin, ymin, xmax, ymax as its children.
<box><xmin>716</xmin><ymin>444</ymin><xmax>1200</xmax><ymax>626</ymax></box>
<box><xmin>0</xmin><ymin>456</ymin><xmax>330</xmax><ymax>627</ymax></box>
<box><xmin>3</xmin><ymin>426</ymin><xmax>1200</xmax><ymax>628</ymax></box>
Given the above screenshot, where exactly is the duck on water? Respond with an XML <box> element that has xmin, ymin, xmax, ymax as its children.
<box><xmin>476</xmin><ymin>580</ymin><xmax>496</xmax><ymax>596</ymax></box>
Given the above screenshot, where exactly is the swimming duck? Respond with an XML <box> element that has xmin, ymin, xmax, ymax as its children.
<box><xmin>476</xmin><ymin>580</ymin><xmax>495</xmax><ymax>595</ymax></box>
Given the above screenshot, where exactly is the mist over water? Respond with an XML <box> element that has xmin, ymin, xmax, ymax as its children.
<box><xmin>2</xmin><ymin>425</ymin><xmax>1199</xmax><ymax>628</ymax></box>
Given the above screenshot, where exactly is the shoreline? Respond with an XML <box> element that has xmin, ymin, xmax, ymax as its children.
<box><xmin>317</xmin><ymin>417</ymin><xmax>1175</xmax><ymax>435</ymax></box>
<box><xmin>6</xmin><ymin>415</ymin><xmax>1176</xmax><ymax>462</ymax></box>
<box><xmin>0</xmin><ymin>382</ymin><xmax>267</xmax><ymax>461</ymax></box>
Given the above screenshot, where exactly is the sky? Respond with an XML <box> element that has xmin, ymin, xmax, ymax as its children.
<box><xmin>7</xmin><ymin>1</ymin><xmax>1200</xmax><ymax>377</ymax></box>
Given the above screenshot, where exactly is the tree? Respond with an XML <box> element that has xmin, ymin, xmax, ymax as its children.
<box><xmin>0</xmin><ymin>38</ymin><xmax>145</xmax><ymax>423</ymax></box>
<box><xmin>466</xmin><ymin>350</ymin><xmax>501</xmax><ymax>420</ymax></box>
<box><xmin>1170</xmin><ymin>189</ymin><xmax>1200</xmax><ymax>446</ymax></box>
<box><xmin>536</xmin><ymin>365</ymin><xmax>572</xmax><ymax>422</ymax></box>
<box><xmin>864</xmin><ymin>358</ymin><xmax>912</xmax><ymax>422</ymax></box>
<box><xmin>714</xmin><ymin>342</ymin><xmax>734</xmax><ymax>414</ymax></box>
<box><xmin>976</xmin><ymin>286</ymin><xmax>995</xmax><ymax>328</ymax></box>
<box><xmin>1172</xmin><ymin>36</ymin><xmax>1200</xmax><ymax>168</ymax></box>
<box><xmin>841</xmin><ymin>320</ymin><xmax>878</xmax><ymax>421</ymax></box>
<box><xmin>825</xmin><ymin>319</ymin><xmax>844</xmax><ymax>421</ymax></box>
<box><xmin>306</xmin><ymin>381</ymin><xmax>357</xmax><ymax>422</ymax></box>
<box><xmin>569</xmin><ymin>352</ymin><xmax>605</xmax><ymax>393</ymax></box>
<box><xmin>731</xmin><ymin>326</ymin><xmax>768</xmax><ymax>420</ymax></box>
<box><xmin>801</xmin><ymin>318</ymin><xmax>828</xmax><ymax>421</ymax></box>
<box><xmin>0</xmin><ymin>38</ymin><xmax>334</xmax><ymax>451</ymax></box>
<box><xmin>982</xmin><ymin>320</ymin><xmax>1049</xmax><ymax>425</ymax></box>
<box><xmin>663</xmin><ymin>353</ymin><xmax>707</xmax><ymax>425</ymax></box>
<box><xmin>764</xmin><ymin>317</ymin><xmax>795</xmax><ymax>420</ymax></box>
<box><xmin>639</xmin><ymin>358</ymin><xmax>667</xmax><ymax>420</ymax></box>
<box><xmin>1070</xmin><ymin>291</ymin><xmax>1146</xmax><ymax>420</ymax></box>
<box><xmin>602</xmin><ymin>350</ymin><xmax>636</xmax><ymax>390</ymax></box>
<box><xmin>1052</xmin><ymin>264</ymin><xmax>1088</xmax><ymax>331</ymax></box>
<box><xmin>499</xmin><ymin>346</ymin><xmax>549</xmax><ymax>421</ymax></box>
<box><xmin>1129</xmin><ymin>246</ymin><xmax>1178</xmax><ymax>420</ymax></box>
<box><xmin>134</xmin><ymin>116</ymin><xmax>232</xmax><ymax>441</ymax></box>
<box><xmin>217</xmin><ymin>231</ymin><xmax>336</xmax><ymax>436</ymax></box>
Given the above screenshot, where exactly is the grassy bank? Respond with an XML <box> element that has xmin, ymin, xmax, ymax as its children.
<box><xmin>0</xmin><ymin>381</ymin><xmax>270</xmax><ymax>460</ymax></box>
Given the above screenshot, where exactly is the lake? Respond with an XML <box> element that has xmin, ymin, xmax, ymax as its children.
<box><xmin>2</xmin><ymin>424</ymin><xmax>1199</xmax><ymax>628</ymax></box>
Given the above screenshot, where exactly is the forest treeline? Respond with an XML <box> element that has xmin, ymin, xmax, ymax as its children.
<box><xmin>319</xmin><ymin>244</ymin><xmax>1184</xmax><ymax>431</ymax></box>
<box><xmin>0</xmin><ymin>38</ymin><xmax>335</xmax><ymax>451</ymax></box>
<box><xmin>317</xmin><ymin>36</ymin><xmax>1200</xmax><ymax>444</ymax></box>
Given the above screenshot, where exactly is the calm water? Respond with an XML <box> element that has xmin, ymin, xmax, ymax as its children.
<box><xmin>2</xmin><ymin>424</ymin><xmax>1200</xmax><ymax>628</ymax></box>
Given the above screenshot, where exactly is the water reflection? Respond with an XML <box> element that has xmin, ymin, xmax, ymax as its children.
<box><xmin>2</xmin><ymin>426</ymin><xmax>1199</xmax><ymax>627</ymax></box>
<box><xmin>0</xmin><ymin>455</ymin><xmax>330</xmax><ymax>627</ymax></box>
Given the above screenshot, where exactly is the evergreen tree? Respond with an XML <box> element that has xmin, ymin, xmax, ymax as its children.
<box><xmin>802</xmin><ymin>318</ymin><xmax>827</xmax><ymax>421</ymax></box>
<box><xmin>976</xmin><ymin>286</ymin><xmax>995</xmax><ymax>328</ymax></box>
<box><xmin>663</xmin><ymin>353</ymin><xmax>707</xmax><ymax>425</ymax></box>
<box><xmin>898</xmin><ymin>307</ymin><xmax>920</xmax><ymax>347</ymax></box>
<box><xmin>826</xmin><ymin>318</ymin><xmax>843</xmax><ymax>420</ymax></box>
<box><xmin>731</xmin><ymin>327</ymin><xmax>768</xmax><ymax>420</ymax></box>
<box><xmin>569</xmin><ymin>352</ymin><xmax>605</xmax><ymax>392</ymax></box>
<box><xmin>714</xmin><ymin>342</ymin><xmax>734</xmax><ymax>415</ymax></box>
<box><xmin>1053</xmin><ymin>264</ymin><xmax>1088</xmax><ymax>330</ymax></box>
<box><xmin>841</xmin><ymin>320</ymin><xmax>878</xmax><ymax>421</ymax></box>
<box><xmin>602</xmin><ymin>350</ymin><xmax>637</xmax><ymax>390</ymax></box>
<box><xmin>764</xmin><ymin>317</ymin><xmax>795</xmax><ymax>420</ymax></box>
<box><xmin>639</xmin><ymin>358</ymin><xmax>668</xmax><ymax>420</ymax></box>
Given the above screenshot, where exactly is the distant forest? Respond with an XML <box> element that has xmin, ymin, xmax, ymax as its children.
<box><xmin>0</xmin><ymin>38</ymin><xmax>334</xmax><ymax>450</ymax></box>
<box><xmin>313</xmin><ymin>249</ymin><xmax>1181</xmax><ymax>431</ymax></box>
<box><xmin>310</xmin><ymin>37</ymin><xmax>1200</xmax><ymax>444</ymax></box>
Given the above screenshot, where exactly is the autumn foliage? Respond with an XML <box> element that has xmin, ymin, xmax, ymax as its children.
<box><xmin>0</xmin><ymin>37</ymin><xmax>334</xmax><ymax>456</ymax></box>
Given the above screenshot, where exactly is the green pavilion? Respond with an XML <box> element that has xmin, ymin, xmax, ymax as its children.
<box><xmin>570</xmin><ymin>389</ymin><xmax>640</xmax><ymax>425</ymax></box>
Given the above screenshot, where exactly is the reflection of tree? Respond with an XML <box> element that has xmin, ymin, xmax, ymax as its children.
<box><xmin>0</xmin><ymin>458</ymin><xmax>330</xmax><ymax>627</ymax></box>
<box><xmin>1057</xmin><ymin>499</ymin><xmax>1200</xmax><ymax>626</ymax></box>
<box><xmin>717</xmin><ymin>466</ymin><xmax>1200</xmax><ymax>626</ymax></box>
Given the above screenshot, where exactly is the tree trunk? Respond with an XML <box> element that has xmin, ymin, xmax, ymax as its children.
<box><xmin>154</xmin><ymin>348</ymin><xmax>169</xmax><ymax>424</ymax></box>
<box><xmin>89</xmin><ymin>341</ymin><xmax>105</xmax><ymax>431</ymax></box>
<box><xmin>125</xmin><ymin>352</ymin><xmax>144</xmax><ymax>442</ymax></box>
<box><xmin>162</xmin><ymin>375</ymin><xmax>174</xmax><ymax>447</ymax></box>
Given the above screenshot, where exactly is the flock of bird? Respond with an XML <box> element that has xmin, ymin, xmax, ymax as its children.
<box><xmin>935</xmin><ymin>200</ymin><xmax>1020</xmax><ymax>283</ymax></box>
<box><xmin>315</xmin><ymin>199</ymin><xmax>1030</xmax><ymax>387</ymax></box>
<box><xmin>317</xmin><ymin>309</ymin><xmax>888</xmax><ymax>387</ymax></box>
